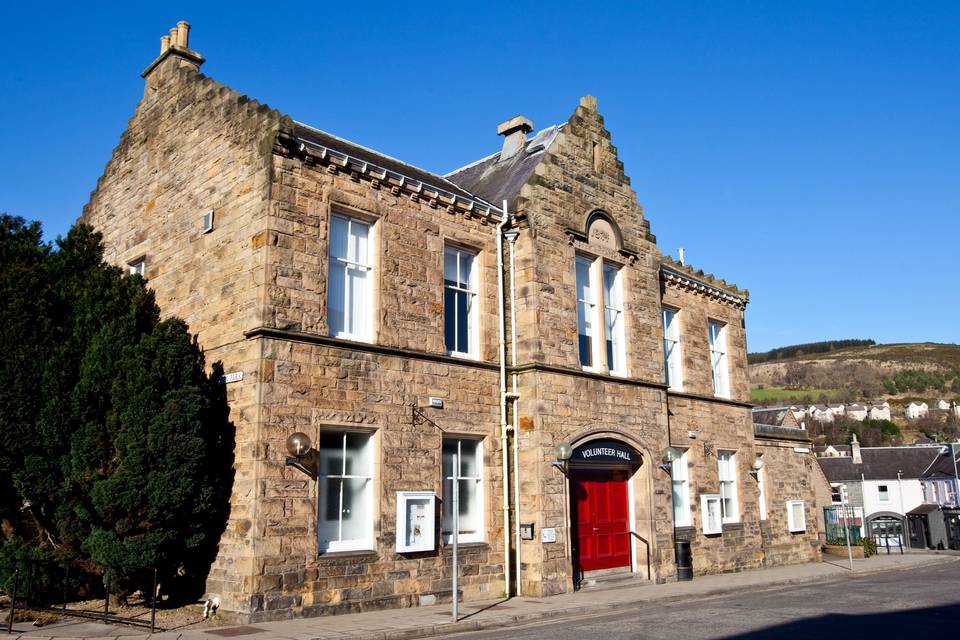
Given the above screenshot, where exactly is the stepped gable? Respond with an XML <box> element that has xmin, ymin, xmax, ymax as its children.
<box><xmin>445</xmin><ymin>124</ymin><xmax>563</xmax><ymax>209</ymax></box>
<box><xmin>660</xmin><ymin>255</ymin><xmax>749</xmax><ymax>306</ymax></box>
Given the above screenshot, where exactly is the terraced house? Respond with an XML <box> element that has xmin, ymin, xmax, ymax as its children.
<box><xmin>81</xmin><ymin>22</ymin><xmax>821</xmax><ymax>621</ymax></box>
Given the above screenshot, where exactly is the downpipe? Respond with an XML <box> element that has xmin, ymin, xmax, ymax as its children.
<box><xmin>496</xmin><ymin>200</ymin><xmax>511</xmax><ymax>598</ymax></box>
<box><xmin>507</xmin><ymin>226</ymin><xmax>522</xmax><ymax>596</ymax></box>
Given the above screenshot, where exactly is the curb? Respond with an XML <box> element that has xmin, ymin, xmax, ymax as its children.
<box><xmin>9</xmin><ymin>556</ymin><xmax>958</xmax><ymax>640</ymax></box>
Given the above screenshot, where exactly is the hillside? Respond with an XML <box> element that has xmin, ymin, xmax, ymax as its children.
<box><xmin>749</xmin><ymin>342</ymin><xmax>960</xmax><ymax>405</ymax></box>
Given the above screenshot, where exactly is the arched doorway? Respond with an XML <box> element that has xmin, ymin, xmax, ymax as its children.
<box><xmin>867</xmin><ymin>513</ymin><xmax>905</xmax><ymax>551</ymax></box>
<box><xmin>568</xmin><ymin>438</ymin><xmax>642</xmax><ymax>580</ymax></box>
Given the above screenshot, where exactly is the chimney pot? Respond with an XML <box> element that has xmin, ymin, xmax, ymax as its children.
<box><xmin>497</xmin><ymin>115</ymin><xmax>534</xmax><ymax>161</ymax></box>
<box><xmin>169</xmin><ymin>27</ymin><xmax>179</xmax><ymax>48</ymax></box>
<box><xmin>177</xmin><ymin>21</ymin><xmax>190</xmax><ymax>49</ymax></box>
<box><xmin>160</xmin><ymin>35</ymin><xmax>170</xmax><ymax>54</ymax></box>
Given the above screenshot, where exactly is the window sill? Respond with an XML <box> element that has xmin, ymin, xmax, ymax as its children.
<box><xmin>722</xmin><ymin>521</ymin><xmax>742</xmax><ymax>530</ymax></box>
<box><xmin>317</xmin><ymin>548</ymin><xmax>378</xmax><ymax>560</ymax></box>
<box><xmin>441</xmin><ymin>541</ymin><xmax>489</xmax><ymax>552</ymax></box>
<box><xmin>447</xmin><ymin>351</ymin><xmax>479</xmax><ymax>361</ymax></box>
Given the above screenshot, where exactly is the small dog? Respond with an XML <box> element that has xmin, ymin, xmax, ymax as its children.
<box><xmin>203</xmin><ymin>596</ymin><xmax>221</xmax><ymax>619</ymax></box>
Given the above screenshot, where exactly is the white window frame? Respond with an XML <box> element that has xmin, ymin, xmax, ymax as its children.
<box><xmin>317</xmin><ymin>431</ymin><xmax>374</xmax><ymax>553</ymax></box>
<box><xmin>718</xmin><ymin>450</ymin><xmax>739</xmax><ymax>524</ymax></box>
<box><xmin>128</xmin><ymin>258</ymin><xmax>145</xmax><ymax>277</ymax></box>
<box><xmin>757</xmin><ymin>465</ymin><xmax>768</xmax><ymax>521</ymax></box>
<box><xmin>831</xmin><ymin>483</ymin><xmax>843</xmax><ymax>505</ymax></box>
<box><xmin>602</xmin><ymin>263</ymin><xmax>627</xmax><ymax>375</ymax></box>
<box><xmin>878</xmin><ymin>484</ymin><xmax>889</xmax><ymax>502</ymax></box>
<box><xmin>443</xmin><ymin>246</ymin><xmax>479</xmax><ymax>358</ymax></box>
<box><xmin>442</xmin><ymin>438</ymin><xmax>484</xmax><ymax>544</ymax></box>
<box><xmin>787</xmin><ymin>500</ymin><xmax>807</xmax><ymax>533</ymax></box>
<box><xmin>701</xmin><ymin>494</ymin><xmax>722</xmax><ymax>535</ymax></box>
<box><xmin>671</xmin><ymin>450</ymin><xmax>691</xmax><ymax>527</ymax></box>
<box><xmin>575</xmin><ymin>255</ymin><xmax>627</xmax><ymax>375</ymax></box>
<box><xmin>662</xmin><ymin>307</ymin><xmax>682</xmax><ymax>390</ymax></box>
<box><xmin>708</xmin><ymin>320</ymin><xmax>730</xmax><ymax>398</ymax></box>
<box><xmin>327</xmin><ymin>213</ymin><xmax>374</xmax><ymax>342</ymax></box>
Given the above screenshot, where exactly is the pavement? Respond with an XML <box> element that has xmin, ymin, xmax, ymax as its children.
<box><xmin>5</xmin><ymin>551</ymin><xmax>958</xmax><ymax>640</ymax></box>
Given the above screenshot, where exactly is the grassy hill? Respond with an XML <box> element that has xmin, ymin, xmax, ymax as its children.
<box><xmin>749</xmin><ymin>342</ymin><xmax>960</xmax><ymax>406</ymax></box>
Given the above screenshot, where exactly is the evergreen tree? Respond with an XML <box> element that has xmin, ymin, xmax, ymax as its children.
<box><xmin>0</xmin><ymin>217</ymin><xmax>232</xmax><ymax>601</ymax></box>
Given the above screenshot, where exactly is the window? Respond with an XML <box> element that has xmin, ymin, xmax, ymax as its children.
<box><xmin>442</xmin><ymin>438</ymin><xmax>483</xmax><ymax>543</ymax></box>
<box><xmin>671</xmin><ymin>450</ymin><xmax>691</xmax><ymax>527</ymax></box>
<box><xmin>575</xmin><ymin>256</ymin><xmax>597</xmax><ymax>368</ymax></box>
<box><xmin>444</xmin><ymin>247</ymin><xmax>478</xmax><ymax>357</ymax></box>
<box><xmin>717</xmin><ymin>451</ymin><xmax>739</xmax><ymax>523</ymax></box>
<box><xmin>831</xmin><ymin>484</ymin><xmax>843</xmax><ymax>505</ymax></box>
<box><xmin>328</xmin><ymin>214</ymin><xmax>373</xmax><ymax>341</ymax></box>
<box><xmin>701</xmin><ymin>494</ymin><xmax>722</xmax><ymax>535</ymax></box>
<box><xmin>708</xmin><ymin>320</ymin><xmax>730</xmax><ymax>398</ymax></box>
<box><xmin>662</xmin><ymin>308</ymin><xmax>682</xmax><ymax>390</ymax></box>
<box><xmin>128</xmin><ymin>258</ymin><xmax>145</xmax><ymax>277</ymax></box>
<box><xmin>757</xmin><ymin>466</ymin><xmax>768</xmax><ymax>521</ymax></box>
<box><xmin>787</xmin><ymin>500</ymin><xmax>806</xmax><ymax>533</ymax></box>
<box><xmin>317</xmin><ymin>431</ymin><xmax>373</xmax><ymax>552</ymax></box>
<box><xmin>576</xmin><ymin>255</ymin><xmax>627</xmax><ymax>373</ymax></box>
<box><xmin>602</xmin><ymin>264</ymin><xmax>626</xmax><ymax>374</ymax></box>
<box><xmin>878</xmin><ymin>484</ymin><xmax>889</xmax><ymax>502</ymax></box>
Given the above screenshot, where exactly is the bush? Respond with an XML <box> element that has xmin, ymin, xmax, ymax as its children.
<box><xmin>862</xmin><ymin>538</ymin><xmax>878</xmax><ymax>557</ymax></box>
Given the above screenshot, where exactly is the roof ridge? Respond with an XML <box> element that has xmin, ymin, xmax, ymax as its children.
<box><xmin>443</xmin><ymin>123</ymin><xmax>564</xmax><ymax>178</ymax></box>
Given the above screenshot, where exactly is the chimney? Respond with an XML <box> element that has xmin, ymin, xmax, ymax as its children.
<box><xmin>678</xmin><ymin>247</ymin><xmax>686</xmax><ymax>265</ymax></box>
<box><xmin>142</xmin><ymin>20</ymin><xmax>205</xmax><ymax>81</ymax></box>
<box><xmin>851</xmin><ymin>433</ymin><xmax>862</xmax><ymax>464</ymax></box>
<box><xmin>497</xmin><ymin>115</ymin><xmax>534</xmax><ymax>161</ymax></box>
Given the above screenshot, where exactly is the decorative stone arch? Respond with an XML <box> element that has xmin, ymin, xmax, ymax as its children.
<box><xmin>583</xmin><ymin>210</ymin><xmax>623</xmax><ymax>252</ymax></box>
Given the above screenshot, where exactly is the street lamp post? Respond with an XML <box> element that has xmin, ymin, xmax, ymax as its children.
<box><xmin>839</xmin><ymin>484</ymin><xmax>854</xmax><ymax>571</ymax></box>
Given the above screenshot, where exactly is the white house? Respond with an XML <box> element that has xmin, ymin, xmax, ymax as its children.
<box><xmin>810</xmin><ymin>405</ymin><xmax>834</xmax><ymax>423</ymax></box>
<box><xmin>868</xmin><ymin>403</ymin><xmax>892</xmax><ymax>421</ymax></box>
<box><xmin>846</xmin><ymin>403</ymin><xmax>868</xmax><ymax>421</ymax></box>
<box><xmin>905</xmin><ymin>402</ymin><xmax>929</xmax><ymax>420</ymax></box>
<box><xmin>936</xmin><ymin>399</ymin><xmax>952</xmax><ymax>411</ymax></box>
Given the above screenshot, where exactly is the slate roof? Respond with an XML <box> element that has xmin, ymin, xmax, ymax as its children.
<box><xmin>907</xmin><ymin>504</ymin><xmax>942</xmax><ymax>515</ymax></box>
<box><xmin>922</xmin><ymin>447</ymin><xmax>960</xmax><ymax>480</ymax></box>
<box><xmin>444</xmin><ymin>125</ymin><xmax>563</xmax><ymax>207</ymax></box>
<box><xmin>817</xmin><ymin>447</ymin><xmax>940</xmax><ymax>482</ymax></box>
<box><xmin>293</xmin><ymin>122</ymin><xmax>493</xmax><ymax>208</ymax></box>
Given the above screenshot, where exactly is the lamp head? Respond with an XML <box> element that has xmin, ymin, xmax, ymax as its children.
<box><xmin>555</xmin><ymin>441</ymin><xmax>573</xmax><ymax>462</ymax></box>
<box><xmin>660</xmin><ymin>446</ymin><xmax>682</xmax><ymax>465</ymax></box>
<box><xmin>286</xmin><ymin>432</ymin><xmax>312</xmax><ymax>458</ymax></box>
<box><xmin>752</xmin><ymin>456</ymin><xmax>765</xmax><ymax>471</ymax></box>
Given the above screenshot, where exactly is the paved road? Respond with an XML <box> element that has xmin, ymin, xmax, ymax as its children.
<box><xmin>441</xmin><ymin>562</ymin><xmax>960</xmax><ymax>639</ymax></box>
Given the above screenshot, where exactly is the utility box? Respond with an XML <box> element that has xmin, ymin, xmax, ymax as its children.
<box><xmin>396</xmin><ymin>491</ymin><xmax>436</xmax><ymax>553</ymax></box>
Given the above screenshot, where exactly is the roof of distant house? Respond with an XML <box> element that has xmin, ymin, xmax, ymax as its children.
<box><xmin>817</xmin><ymin>446</ymin><xmax>940</xmax><ymax>481</ymax></box>
<box><xmin>922</xmin><ymin>446</ymin><xmax>960</xmax><ymax>480</ymax></box>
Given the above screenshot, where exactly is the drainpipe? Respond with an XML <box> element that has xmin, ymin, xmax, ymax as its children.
<box><xmin>506</xmin><ymin>225</ymin><xmax>521</xmax><ymax>596</ymax></box>
<box><xmin>496</xmin><ymin>201</ymin><xmax>512</xmax><ymax>599</ymax></box>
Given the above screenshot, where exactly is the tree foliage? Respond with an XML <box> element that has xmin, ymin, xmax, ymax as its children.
<box><xmin>0</xmin><ymin>216</ymin><xmax>233</xmax><ymax>601</ymax></box>
<box><xmin>748</xmin><ymin>339</ymin><xmax>875</xmax><ymax>365</ymax></box>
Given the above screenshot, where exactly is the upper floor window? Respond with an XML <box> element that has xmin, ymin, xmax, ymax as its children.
<box><xmin>662</xmin><ymin>308</ymin><xmax>682</xmax><ymax>390</ymax></box>
<box><xmin>718</xmin><ymin>450</ymin><xmax>739</xmax><ymax>523</ymax></box>
<box><xmin>442</xmin><ymin>438</ymin><xmax>484</xmax><ymax>543</ymax></box>
<box><xmin>128</xmin><ymin>258</ymin><xmax>145</xmax><ymax>278</ymax></box>
<box><xmin>317</xmin><ymin>431</ymin><xmax>374</xmax><ymax>552</ymax></box>
<box><xmin>602</xmin><ymin>264</ymin><xmax>625</xmax><ymax>374</ymax></box>
<box><xmin>708</xmin><ymin>320</ymin><xmax>730</xmax><ymax>398</ymax></box>
<box><xmin>444</xmin><ymin>247</ymin><xmax>478</xmax><ymax>357</ymax></box>
<box><xmin>575</xmin><ymin>255</ymin><xmax>626</xmax><ymax>374</ymax></box>
<box><xmin>328</xmin><ymin>214</ymin><xmax>373</xmax><ymax>341</ymax></box>
<box><xmin>878</xmin><ymin>484</ymin><xmax>889</xmax><ymax>502</ymax></box>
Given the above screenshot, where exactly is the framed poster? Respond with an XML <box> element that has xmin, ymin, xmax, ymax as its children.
<box><xmin>701</xmin><ymin>494</ymin><xmax>722</xmax><ymax>535</ymax></box>
<box><xmin>396</xmin><ymin>491</ymin><xmax>436</xmax><ymax>553</ymax></box>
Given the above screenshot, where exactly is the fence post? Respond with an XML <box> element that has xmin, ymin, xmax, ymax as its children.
<box><xmin>7</xmin><ymin>568</ymin><xmax>19</xmax><ymax>634</ymax></box>
<box><xmin>150</xmin><ymin>568</ymin><xmax>157</xmax><ymax>634</ymax></box>
<box><xmin>103</xmin><ymin>572</ymin><xmax>109</xmax><ymax>624</ymax></box>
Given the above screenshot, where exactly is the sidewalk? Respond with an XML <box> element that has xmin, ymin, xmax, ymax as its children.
<box><xmin>7</xmin><ymin>552</ymin><xmax>957</xmax><ymax>640</ymax></box>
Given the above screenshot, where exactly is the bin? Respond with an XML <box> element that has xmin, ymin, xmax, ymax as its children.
<box><xmin>675</xmin><ymin>540</ymin><xmax>693</xmax><ymax>581</ymax></box>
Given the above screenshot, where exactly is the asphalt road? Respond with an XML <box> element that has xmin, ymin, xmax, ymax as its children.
<box><xmin>441</xmin><ymin>561</ymin><xmax>960</xmax><ymax>639</ymax></box>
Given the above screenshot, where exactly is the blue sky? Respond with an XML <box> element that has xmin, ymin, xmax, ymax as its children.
<box><xmin>1</xmin><ymin>1</ymin><xmax>957</xmax><ymax>352</ymax></box>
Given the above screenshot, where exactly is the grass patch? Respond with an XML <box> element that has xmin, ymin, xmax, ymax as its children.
<box><xmin>750</xmin><ymin>387</ymin><xmax>837</xmax><ymax>403</ymax></box>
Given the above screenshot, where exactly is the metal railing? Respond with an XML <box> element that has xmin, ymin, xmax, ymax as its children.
<box><xmin>1</xmin><ymin>563</ymin><xmax>159</xmax><ymax>634</ymax></box>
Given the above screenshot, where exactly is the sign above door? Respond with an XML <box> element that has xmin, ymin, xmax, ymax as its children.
<box><xmin>571</xmin><ymin>439</ymin><xmax>641</xmax><ymax>465</ymax></box>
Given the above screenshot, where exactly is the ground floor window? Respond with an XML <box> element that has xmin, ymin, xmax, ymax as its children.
<box><xmin>786</xmin><ymin>500</ymin><xmax>806</xmax><ymax>533</ymax></box>
<box><xmin>442</xmin><ymin>438</ymin><xmax>484</xmax><ymax>543</ymax></box>
<box><xmin>672</xmin><ymin>450</ymin><xmax>691</xmax><ymax>527</ymax></box>
<box><xmin>317</xmin><ymin>431</ymin><xmax>373</xmax><ymax>552</ymax></box>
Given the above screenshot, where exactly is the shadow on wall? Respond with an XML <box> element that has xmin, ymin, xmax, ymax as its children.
<box><xmin>723</xmin><ymin>602</ymin><xmax>960</xmax><ymax>638</ymax></box>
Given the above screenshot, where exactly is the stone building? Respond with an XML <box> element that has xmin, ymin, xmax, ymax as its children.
<box><xmin>81</xmin><ymin>22</ymin><xmax>821</xmax><ymax>621</ymax></box>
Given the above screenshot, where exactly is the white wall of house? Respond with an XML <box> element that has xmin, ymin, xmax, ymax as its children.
<box><xmin>905</xmin><ymin>402</ymin><xmax>929</xmax><ymax>420</ymax></box>
<box><xmin>862</xmin><ymin>478</ymin><xmax>924</xmax><ymax>518</ymax></box>
<box><xmin>868</xmin><ymin>406</ymin><xmax>891</xmax><ymax>420</ymax></box>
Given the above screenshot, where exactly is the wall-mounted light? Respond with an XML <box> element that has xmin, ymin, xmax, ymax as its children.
<box><xmin>749</xmin><ymin>455</ymin><xmax>765</xmax><ymax>479</ymax></box>
<box><xmin>551</xmin><ymin>441</ymin><xmax>573</xmax><ymax>475</ymax></box>
<box><xmin>658</xmin><ymin>446</ymin><xmax>682</xmax><ymax>473</ymax></box>
<box><xmin>285</xmin><ymin>432</ymin><xmax>316</xmax><ymax>478</ymax></box>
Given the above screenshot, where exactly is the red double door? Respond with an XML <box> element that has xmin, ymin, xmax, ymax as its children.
<box><xmin>572</xmin><ymin>469</ymin><xmax>631</xmax><ymax>572</ymax></box>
